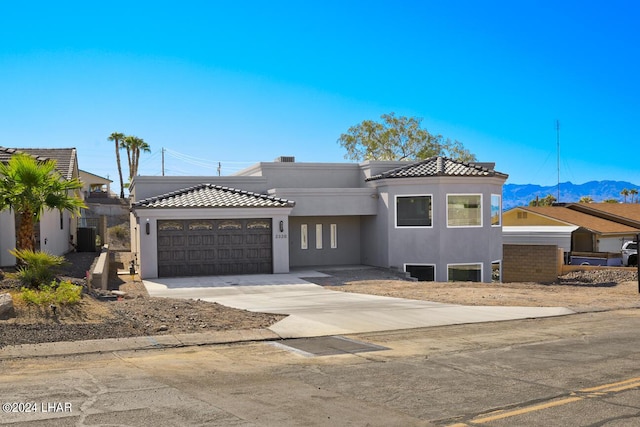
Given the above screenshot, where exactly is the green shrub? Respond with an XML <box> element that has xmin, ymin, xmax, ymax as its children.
<box><xmin>20</xmin><ymin>280</ymin><xmax>82</xmax><ymax>306</ymax></box>
<box><xmin>9</xmin><ymin>249</ymin><xmax>67</xmax><ymax>288</ymax></box>
<box><xmin>53</xmin><ymin>281</ymin><xmax>83</xmax><ymax>304</ymax></box>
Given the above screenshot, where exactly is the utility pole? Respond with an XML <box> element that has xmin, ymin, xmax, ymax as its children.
<box><xmin>217</xmin><ymin>162</ymin><xmax>221</xmax><ymax>176</ymax></box>
<box><xmin>162</xmin><ymin>148</ymin><xmax>165</xmax><ymax>176</ymax></box>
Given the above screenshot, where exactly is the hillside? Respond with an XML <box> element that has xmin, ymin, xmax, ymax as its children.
<box><xmin>503</xmin><ymin>180</ymin><xmax>640</xmax><ymax>210</ymax></box>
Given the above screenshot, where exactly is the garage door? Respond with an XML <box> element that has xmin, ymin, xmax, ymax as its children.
<box><xmin>157</xmin><ymin>219</ymin><xmax>272</xmax><ymax>277</ymax></box>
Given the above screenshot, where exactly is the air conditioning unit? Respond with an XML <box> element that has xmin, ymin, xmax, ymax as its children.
<box><xmin>275</xmin><ymin>156</ymin><xmax>295</xmax><ymax>163</ymax></box>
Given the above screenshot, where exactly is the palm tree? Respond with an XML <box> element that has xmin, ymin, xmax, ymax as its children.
<box><xmin>630</xmin><ymin>188</ymin><xmax>638</xmax><ymax>204</ymax></box>
<box><xmin>108</xmin><ymin>132</ymin><xmax>126</xmax><ymax>198</ymax></box>
<box><xmin>621</xmin><ymin>188</ymin><xmax>630</xmax><ymax>203</ymax></box>
<box><xmin>0</xmin><ymin>153</ymin><xmax>86</xmax><ymax>251</ymax></box>
<box><xmin>121</xmin><ymin>135</ymin><xmax>151</xmax><ymax>182</ymax></box>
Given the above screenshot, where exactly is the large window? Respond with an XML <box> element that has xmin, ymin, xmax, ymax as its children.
<box><xmin>396</xmin><ymin>195</ymin><xmax>432</xmax><ymax>227</ymax></box>
<box><xmin>447</xmin><ymin>194</ymin><xmax>482</xmax><ymax>227</ymax></box>
<box><xmin>448</xmin><ymin>264</ymin><xmax>482</xmax><ymax>282</ymax></box>
<box><xmin>491</xmin><ymin>194</ymin><xmax>501</xmax><ymax>226</ymax></box>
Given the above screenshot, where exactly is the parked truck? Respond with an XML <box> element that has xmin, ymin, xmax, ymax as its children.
<box><xmin>622</xmin><ymin>240</ymin><xmax>638</xmax><ymax>267</ymax></box>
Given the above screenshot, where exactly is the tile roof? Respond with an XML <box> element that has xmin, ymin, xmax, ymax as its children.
<box><xmin>133</xmin><ymin>184</ymin><xmax>295</xmax><ymax>209</ymax></box>
<box><xmin>365</xmin><ymin>156</ymin><xmax>508</xmax><ymax>181</ymax></box>
<box><xmin>0</xmin><ymin>147</ymin><xmax>77</xmax><ymax>180</ymax></box>
<box><xmin>519</xmin><ymin>206</ymin><xmax>640</xmax><ymax>234</ymax></box>
<box><xmin>567</xmin><ymin>203</ymin><xmax>640</xmax><ymax>226</ymax></box>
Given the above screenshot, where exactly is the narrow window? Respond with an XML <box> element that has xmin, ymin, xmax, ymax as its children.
<box><xmin>447</xmin><ymin>194</ymin><xmax>482</xmax><ymax>227</ymax></box>
<box><xmin>491</xmin><ymin>260</ymin><xmax>501</xmax><ymax>282</ymax></box>
<box><xmin>491</xmin><ymin>194</ymin><xmax>501</xmax><ymax>226</ymax></box>
<box><xmin>301</xmin><ymin>224</ymin><xmax>308</xmax><ymax>249</ymax></box>
<box><xmin>316</xmin><ymin>224</ymin><xmax>323</xmax><ymax>249</ymax></box>
<box><xmin>330</xmin><ymin>224</ymin><xmax>337</xmax><ymax>249</ymax></box>
<box><xmin>60</xmin><ymin>211</ymin><xmax>64</xmax><ymax>230</ymax></box>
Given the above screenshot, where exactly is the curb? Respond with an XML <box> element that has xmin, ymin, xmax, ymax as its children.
<box><xmin>0</xmin><ymin>328</ymin><xmax>282</xmax><ymax>360</ymax></box>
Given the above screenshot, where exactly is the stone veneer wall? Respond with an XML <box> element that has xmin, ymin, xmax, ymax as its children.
<box><xmin>502</xmin><ymin>244</ymin><xmax>558</xmax><ymax>283</ymax></box>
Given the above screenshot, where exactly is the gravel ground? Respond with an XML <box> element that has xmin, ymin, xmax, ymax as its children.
<box><xmin>1</xmin><ymin>253</ymin><xmax>638</xmax><ymax>347</ymax></box>
<box><xmin>0</xmin><ymin>252</ymin><xmax>284</xmax><ymax>347</ymax></box>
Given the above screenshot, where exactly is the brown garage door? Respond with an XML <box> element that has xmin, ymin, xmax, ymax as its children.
<box><xmin>157</xmin><ymin>219</ymin><xmax>272</xmax><ymax>277</ymax></box>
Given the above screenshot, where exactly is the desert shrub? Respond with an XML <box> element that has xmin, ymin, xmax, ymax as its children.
<box><xmin>9</xmin><ymin>249</ymin><xmax>67</xmax><ymax>288</ymax></box>
<box><xmin>20</xmin><ymin>280</ymin><xmax>82</xmax><ymax>306</ymax></box>
<box><xmin>109</xmin><ymin>225</ymin><xmax>128</xmax><ymax>240</ymax></box>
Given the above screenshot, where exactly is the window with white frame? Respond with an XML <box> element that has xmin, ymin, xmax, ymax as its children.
<box><xmin>315</xmin><ymin>224</ymin><xmax>323</xmax><ymax>249</ymax></box>
<box><xmin>405</xmin><ymin>264</ymin><xmax>435</xmax><ymax>281</ymax></box>
<box><xmin>330</xmin><ymin>224</ymin><xmax>337</xmax><ymax>249</ymax></box>
<box><xmin>491</xmin><ymin>194</ymin><xmax>501</xmax><ymax>226</ymax></box>
<box><xmin>301</xmin><ymin>224</ymin><xmax>308</xmax><ymax>249</ymax></box>
<box><xmin>447</xmin><ymin>194</ymin><xmax>482</xmax><ymax>227</ymax></box>
<box><xmin>448</xmin><ymin>263</ymin><xmax>482</xmax><ymax>282</ymax></box>
<box><xmin>396</xmin><ymin>195</ymin><xmax>432</xmax><ymax>227</ymax></box>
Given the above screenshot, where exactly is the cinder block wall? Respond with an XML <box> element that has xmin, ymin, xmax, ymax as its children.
<box><xmin>503</xmin><ymin>244</ymin><xmax>558</xmax><ymax>283</ymax></box>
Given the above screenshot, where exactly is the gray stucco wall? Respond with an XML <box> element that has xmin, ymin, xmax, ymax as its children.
<box><xmin>288</xmin><ymin>216</ymin><xmax>361</xmax><ymax>267</ymax></box>
<box><xmin>0</xmin><ymin>210</ymin><xmax>15</xmax><ymax>267</ymax></box>
<box><xmin>370</xmin><ymin>177</ymin><xmax>505</xmax><ymax>282</ymax></box>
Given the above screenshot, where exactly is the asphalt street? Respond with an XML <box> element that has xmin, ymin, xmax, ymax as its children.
<box><xmin>1</xmin><ymin>310</ymin><xmax>640</xmax><ymax>426</ymax></box>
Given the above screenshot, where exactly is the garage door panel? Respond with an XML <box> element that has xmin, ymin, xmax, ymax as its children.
<box><xmin>157</xmin><ymin>219</ymin><xmax>272</xmax><ymax>277</ymax></box>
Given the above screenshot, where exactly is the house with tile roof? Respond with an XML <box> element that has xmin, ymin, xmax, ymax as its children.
<box><xmin>503</xmin><ymin>204</ymin><xmax>640</xmax><ymax>264</ymax></box>
<box><xmin>130</xmin><ymin>156</ymin><xmax>508</xmax><ymax>281</ymax></box>
<box><xmin>0</xmin><ymin>147</ymin><xmax>84</xmax><ymax>266</ymax></box>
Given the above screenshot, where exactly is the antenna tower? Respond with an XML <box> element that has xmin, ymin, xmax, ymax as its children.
<box><xmin>556</xmin><ymin>119</ymin><xmax>560</xmax><ymax>202</ymax></box>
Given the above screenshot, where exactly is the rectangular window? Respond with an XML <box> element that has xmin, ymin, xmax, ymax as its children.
<box><xmin>59</xmin><ymin>211</ymin><xmax>64</xmax><ymax>230</ymax></box>
<box><xmin>491</xmin><ymin>194</ymin><xmax>501</xmax><ymax>226</ymax></box>
<box><xmin>447</xmin><ymin>194</ymin><xmax>482</xmax><ymax>227</ymax></box>
<box><xmin>396</xmin><ymin>195</ymin><xmax>432</xmax><ymax>227</ymax></box>
<box><xmin>315</xmin><ymin>224</ymin><xmax>323</xmax><ymax>249</ymax></box>
<box><xmin>330</xmin><ymin>224</ymin><xmax>337</xmax><ymax>249</ymax></box>
<box><xmin>405</xmin><ymin>264</ymin><xmax>435</xmax><ymax>281</ymax></box>
<box><xmin>301</xmin><ymin>224</ymin><xmax>308</xmax><ymax>250</ymax></box>
<box><xmin>517</xmin><ymin>211</ymin><xmax>528</xmax><ymax>220</ymax></box>
<box><xmin>448</xmin><ymin>264</ymin><xmax>482</xmax><ymax>282</ymax></box>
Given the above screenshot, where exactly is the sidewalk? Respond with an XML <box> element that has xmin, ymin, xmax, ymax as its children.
<box><xmin>0</xmin><ymin>328</ymin><xmax>280</xmax><ymax>360</ymax></box>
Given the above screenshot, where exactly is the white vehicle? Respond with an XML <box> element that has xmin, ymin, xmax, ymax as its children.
<box><xmin>622</xmin><ymin>241</ymin><xmax>638</xmax><ymax>267</ymax></box>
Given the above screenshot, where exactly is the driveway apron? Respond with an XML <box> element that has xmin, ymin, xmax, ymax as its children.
<box><xmin>143</xmin><ymin>273</ymin><xmax>575</xmax><ymax>338</ymax></box>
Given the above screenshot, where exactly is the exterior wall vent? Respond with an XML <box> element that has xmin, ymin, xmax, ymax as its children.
<box><xmin>275</xmin><ymin>156</ymin><xmax>295</xmax><ymax>163</ymax></box>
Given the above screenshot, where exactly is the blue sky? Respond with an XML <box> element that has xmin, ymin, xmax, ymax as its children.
<box><xmin>1</xmin><ymin>1</ymin><xmax>638</xmax><ymax>194</ymax></box>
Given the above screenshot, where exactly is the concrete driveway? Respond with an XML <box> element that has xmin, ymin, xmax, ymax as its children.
<box><xmin>143</xmin><ymin>271</ymin><xmax>574</xmax><ymax>338</ymax></box>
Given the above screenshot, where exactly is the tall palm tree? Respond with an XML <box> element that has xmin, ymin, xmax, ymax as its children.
<box><xmin>108</xmin><ymin>132</ymin><xmax>126</xmax><ymax>198</ymax></box>
<box><xmin>630</xmin><ymin>188</ymin><xmax>638</xmax><ymax>204</ymax></box>
<box><xmin>621</xmin><ymin>188</ymin><xmax>630</xmax><ymax>203</ymax></box>
<box><xmin>0</xmin><ymin>153</ymin><xmax>86</xmax><ymax>251</ymax></box>
<box><xmin>121</xmin><ymin>135</ymin><xmax>151</xmax><ymax>182</ymax></box>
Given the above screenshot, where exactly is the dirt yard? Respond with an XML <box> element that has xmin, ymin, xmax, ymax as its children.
<box><xmin>1</xmin><ymin>252</ymin><xmax>639</xmax><ymax>347</ymax></box>
<box><xmin>314</xmin><ymin>268</ymin><xmax>640</xmax><ymax>313</ymax></box>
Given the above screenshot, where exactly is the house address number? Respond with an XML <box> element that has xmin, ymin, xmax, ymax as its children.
<box><xmin>275</xmin><ymin>234</ymin><xmax>288</xmax><ymax>239</ymax></box>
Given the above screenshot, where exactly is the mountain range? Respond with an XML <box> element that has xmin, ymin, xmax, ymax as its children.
<box><xmin>503</xmin><ymin>180</ymin><xmax>640</xmax><ymax>211</ymax></box>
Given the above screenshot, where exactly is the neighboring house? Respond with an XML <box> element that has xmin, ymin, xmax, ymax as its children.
<box><xmin>503</xmin><ymin>205</ymin><xmax>640</xmax><ymax>256</ymax></box>
<box><xmin>79</xmin><ymin>170</ymin><xmax>114</xmax><ymax>199</ymax></box>
<box><xmin>0</xmin><ymin>147</ymin><xmax>83</xmax><ymax>267</ymax></box>
<box><xmin>130</xmin><ymin>156</ymin><xmax>508</xmax><ymax>282</ymax></box>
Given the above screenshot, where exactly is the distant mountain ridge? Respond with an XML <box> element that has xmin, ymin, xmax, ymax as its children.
<box><xmin>503</xmin><ymin>180</ymin><xmax>640</xmax><ymax>210</ymax></box>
